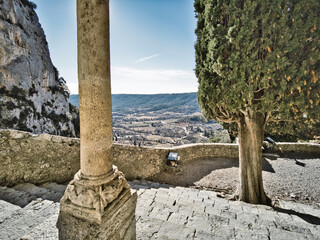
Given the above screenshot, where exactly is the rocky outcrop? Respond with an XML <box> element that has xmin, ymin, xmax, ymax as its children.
<box><xmin>0</xmin><ymin>0</ymin><xmax>79</xmax><ymax>137</ymax></box>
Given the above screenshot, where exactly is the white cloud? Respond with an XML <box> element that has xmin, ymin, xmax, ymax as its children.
<box><xmin>134</xmin><ymin>51</ymin><xmax>176</xmax><ymax>64</ymax></box>
<box><xmin>135</xmin><ymin>54</ymin><xmax>161</xmax><ymax>63</ymax></box>
<box><xmin>111</xmin><ymin>67</ymin><xmax>198</xmax><ymax>94</ymax></box>
<box><xmin>66</xmin><ymin>67</ymin><xmax>198</xmax><ymax>95</ymax></box>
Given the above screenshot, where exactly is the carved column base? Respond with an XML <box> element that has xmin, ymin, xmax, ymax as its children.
<box><xmin>57</xmin><ymin>166</ymin><xmax>137</xmax><ymax>240</ymax></box>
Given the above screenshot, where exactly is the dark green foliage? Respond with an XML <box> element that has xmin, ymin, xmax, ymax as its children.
<box><xmin>11</xmin><ymin>86</ymin><xmax>25</xmax><ymax>97</ymax></box>
<box><xmin>28</xmin><ymin>84</ymin><xmax>37</xmax><ymax>96</ymax></box>
<box><xmin>0</xmin><ymin>86</ymin><xmax>9</xmax><ymax>95</ymax></box>
<box><xmin>19</xmin><ymin>108</ymin><xmax>30</xmax><ymax>122</ymax></box>
<box><xmin>6</xmin><ymin>101</ymin><xmax>16</xmax><ymax>111</ymax></box>
<box><xmin>49</xmin><ymin>85</ymin><xmax>69</xmax><ymax>99</ymax></box>
<box><xmin>53</xmin><ymin>66</ymin><xmax>59</xmax><ymax>82</ymax></box>
<box><xmin>1</xmin><ymin>117</ymin><xmax>18</xmax><ymax>126</ymax></box>
<box><xmin>195</xmin><ymin>0</ymin><xmax>320</xmax><ymax>137</ymax></box>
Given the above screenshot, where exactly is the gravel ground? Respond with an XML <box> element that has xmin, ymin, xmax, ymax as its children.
<box><xmin>155</xmin><ymin>157</ymin><xmax>320</xmax><ymax>209</ymax></box>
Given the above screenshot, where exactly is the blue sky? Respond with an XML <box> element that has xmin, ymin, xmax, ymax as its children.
<box><xmin>32</xmin><ymin>0</ymin><xmax>198</xmax><ymax>94</ymax></box>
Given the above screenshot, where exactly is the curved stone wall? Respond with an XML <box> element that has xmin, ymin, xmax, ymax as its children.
<box><xmin>1</xmin><ymin>129</ymin><xmax>319</xmax><ymax>186</ymax></box>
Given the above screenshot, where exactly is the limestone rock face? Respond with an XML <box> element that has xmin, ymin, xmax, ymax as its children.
<box><xmin>0</xmin><ymin>0</ymin><xmax>79</xmax><ymax>137</ymax></box>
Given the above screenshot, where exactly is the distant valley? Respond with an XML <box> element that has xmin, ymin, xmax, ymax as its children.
<box><xmin>69</xmin><ymin>93</ymin><xmax>230</xmax><ymax>147</ymax></box>
<box><xmin>69</xmin><ymin>92</ymin><xmax>201</xmax><ymax>114</ymax></box>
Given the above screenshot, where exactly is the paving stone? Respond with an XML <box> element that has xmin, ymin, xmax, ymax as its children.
<box><xmin>148</xmin><ymin>206</ymin><xmax>172</xmax><ymax>221</ymax></box>
<box><xmin>167</xmin><ymin>212</ymin><xmax>188</xmax><ymax>225</ymax></box>
<box><xmin>220</xmin><ymin>209</ymin><xmax>237</xmax><ymax>219</ymax></box>
<box><xmin>0</xmin><ymin>186</ymin><xmax>37</xmax><ymax>207</ymax></box>
<box><xmin>150</xmin><ymin>182</ymin><xmax>160</xmax><ymax>188</ymax></box>
<box><xmin>275</xmin><ymin>221</ymin><xmax>315</xmax><ymax>237</ymax></box>
<box><xmin>257</xmin><ymin>211</ymin><xmax>277</xmax><ymax>222</ymax></box>
<box><xmin>269</xmin><ymin>227</ymin><xmax>312</xmax><ymax>240</ymax></box>
<box><xmin>228</xmin><ymin>217</ymin><xmax>254</xmax><ymax>230</ymax></box>
<box><xmin>178</xmin><ymin>202</ymin><xmax>206</xmax><ymax>214</ymax></box>
<box><xmin>13</xmin><ymin>183</ymin><xmax>62</xmax><ymax>202</ymax></box>
<box><xmin>228</xmin><ymin>203</ymin><xmax>246</xmax><ymax>214</ymax></box>
<box><xmin>140</xmin><ymin>189</ymin><xmax>157</xmax><ymax>199</ymax></box>
<box><xmin>0</xmin><ymin>200</ymin><xmax>21</xmax><ymax>223</ymax></box>
<box><xmin>156</xmin><ymin>221</ymin><xmax>195</xmax><ymax>240</ymax></box>
<box><xmin>208</xmin><ymin>213</ymin><xmax>230</xmax><ymax>227</ymax></box>
<box><xmin>211</xmin><ymin>225</ymin><xmax>235</xmax><ymax>238</ymax></box>
<box><xmin>157</xmin><ymin>188</ymin><xmax>170</xmax><ymax>195</ymax></box>
<box><xmin>186</xmin><ymin>214</ymin><xmax>212</xmax><ymax>233</ymax></box>
<box><xmin>0</xmin><ymin>199</ymin><xmax>59</xmax><ymax>240</ymax></box>
<box><xmin>136</xmin><ymin>189</ymin><xmax>146</xmax><ymax>196</ymax></box>
<box><xmin>39</xmin><ymin>183</ymin><xmax>67</xmax><ymax>195</ymax></box>
<box><xmin>136</xmin><ymin>216</ymin><xmax>163</xmax><ymax>240</ymax></box>
<box><xmin>2</xmin><ymin>181</ymin><xmax>320</xmax><ymax>240</ymax></box>
<box><xmin>254</xmin><ymin>218</ymin><xmax>276</xmax><ymax>229</ymax></box>
<box><xmin>236</xmin><ymin>212</ymin><xmax>259</xmax><ymax>224</ymax></box>
<box><xmin>194</xmin><ymin>230</ymin><xmax>225</xmax><ymax>240</ymax></box>
<box><xmin>177</xmin><ymin>205</ymin><xmax>193</xmax><ymax>219</ymax></box>
<box><xmin>205</xmin><ymin>205</ymin><xmax>224</xmax><ymax>216</ymax></box>
<box><xmin>197</xmin><ymin>190</ymin><xmax>216</xmax><ymax>199</ymax></box>
<box><xmin>201</xmin><ymin>197</ymin><xmax>215</xmax><ymax>206</ymax></box>
<box><xmin>137</xmin><ymin>196</ymin><xmax>155</xmax><ymax>208</ymax></box>
<box><xmin>151</xmin><ymin>200</ymin><xmax>179</xmax><ymax>213</ymax></box>
<box><xmin>154</xmin><ymin>194</ymin><xmax>175</xmax><ymax>207</ymax></box>
<box><xmin>235</xmin><ymin>227</ymin><xmax>269</xmax><ymax>240</ymax></box>
<box><xmin>20</xmin><ymin>213</ymin><xmax>59</xmax><ymax>240</ymax></box>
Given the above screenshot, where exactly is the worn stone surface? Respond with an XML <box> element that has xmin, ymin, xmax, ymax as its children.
<box><xmin>57</xmin><ymin>189</ymin><xmax>137</xmax><ymax>240</ymax></box>
<box><xmin>77</xmin><ymin>0</ymin><xmax>113</xmax><ymax>177</ymax></box>
<box><xmin>131</xmin><ymin>181</ymin><xmax>320</xmax><ymax>240</ymax></box>
<box><xmin>1</xmin><ymin>181</ymin><xmax>320</xmax><ymax>239</ymax></box>
<box><xmin>0</xmin><ymin>199</ymin><xmax>59</xmax><ymax>240</ymax></box>
<box><xmin>0</xmin><ymin>185</ymin><xmax>37</xmax><ymax>207</ymax></box>
<box><xmin>0</xmin><ymin>199</ymin><xmax>21</xmax><ymax>223</ymax></box>
<box><xmin>61</xmin><ymin>167</ymin><xmax>131</xmax><ymax>219</ymax></box>
<box><xmin>0</xmin><ymin>129</ymin><xmax>80</xmax><ymax>186</ymax></box>
<box><xmin>57</xmin><ymin>0</ymin><xmax>137</xmax><ymax>239</ymax></box>
<box><xmin>0</xmin><ymin>0</ymin><xmax>79</xmax><ymax>137</ymax></box>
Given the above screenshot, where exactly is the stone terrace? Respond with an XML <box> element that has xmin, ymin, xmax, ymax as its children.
<box><xmin>1</xmin><ymin>181</ymin><xmax>320</xmax><ymax>240</ymax></box>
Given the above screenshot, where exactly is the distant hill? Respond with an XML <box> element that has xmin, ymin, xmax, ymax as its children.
<box><xmin>69</xmin><ymin>92</ymin><xmax>201</xmax><ymax>114</ymax></box>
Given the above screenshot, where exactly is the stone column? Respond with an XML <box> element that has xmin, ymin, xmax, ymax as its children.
<box><xmin>57</xmin><ymin>0</ymin><xmax>137</xmax><ymax>239</ymax></box>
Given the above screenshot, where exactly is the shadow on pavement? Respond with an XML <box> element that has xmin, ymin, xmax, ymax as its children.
<box><xmin>273</xmin><ymin>207</ymin><xmax>320</xmax><ymax>225</ymax></box>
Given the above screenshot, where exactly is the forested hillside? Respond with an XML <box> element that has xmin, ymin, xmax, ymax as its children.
<box><xmin>69</xmin><ymin>92</ymin><xmax>200</xmax><ymax>114</ymax></box>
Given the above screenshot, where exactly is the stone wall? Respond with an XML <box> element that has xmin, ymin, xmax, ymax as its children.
<box><xmin>1</xmin><ymin>129</ymin><xmax>319</xmax><ymax>186</ymax></box>
<box><xmin>0</xmin><ymin>129</ymin><xmax>80</xmax><ymax>186</ymax></box>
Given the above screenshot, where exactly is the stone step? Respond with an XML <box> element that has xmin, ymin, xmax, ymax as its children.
<box><xmin>0</xmin><ymin>199</ymin><xmax>59</xmax><ymax>240</ymax></box>
<box><xmin>13</xmin><ymin>183</ymin><xmax>64</xmax><ymax>202</ymax></box>
<box><xmin>0</xmin><ymin>186</ymin><xmax>37</xmax><ymax>207</ymax></box>
<box><xmin>20</xmin><ymin>213</ymin><xmax>59</xmax><ymax>240</ymax></box>
<box><xmin>39</xmin><ymin>182</ymin><xmax>67</xmax><ymax>196</ymax></box>
<box><xmin>0</xmin><ymin>200</ymin><xmax>21</xmax><ymax>223</ymax></box>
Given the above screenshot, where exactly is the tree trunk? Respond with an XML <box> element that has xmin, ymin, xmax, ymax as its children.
<box><xmin>237</xmin><ymin>111</ymin><xmax>271</xmax><ymax>205</ymax></box>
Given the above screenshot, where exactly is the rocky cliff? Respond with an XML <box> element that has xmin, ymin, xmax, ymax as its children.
<box><xmin>0</xmin><ymin>0</ymin><xmax>79</xmax><ymax>137</ymax></box>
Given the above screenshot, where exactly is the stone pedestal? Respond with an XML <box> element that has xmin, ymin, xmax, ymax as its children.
<box><xmin>56</xmin><ymin>0</ymin><xmax>137</xmax><ymax>239</ymax></box>
<box><xmin>57</xmin><ymin>188</ymin><xmax>137</xmax><ymax>240</ymax></box>
<box><xmin>57</xmin><ymin>166</ymin><xmax>137</xmax><ymax>240</ymax></box>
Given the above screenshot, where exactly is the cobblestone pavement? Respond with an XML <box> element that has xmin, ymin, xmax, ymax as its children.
<box><xmin>131</xmin><ymin>181</ymin><xmax>320</xmax><ymax>240</ymax></box>
<box><xmin>1</xmin><ymin>181</ymin><xmax>320</xmax><ymax>239</ymax></box>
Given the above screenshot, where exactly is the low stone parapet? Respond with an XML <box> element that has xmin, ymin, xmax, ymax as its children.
<box><xmin>0</xmin><ymin>129</ymin><xmax>80</xmax><ymax>186</ymax></box>
<box><xmin>1</xmin><ymin>129</ymin><xmax>319</xmax><ymax>186</ymax></box>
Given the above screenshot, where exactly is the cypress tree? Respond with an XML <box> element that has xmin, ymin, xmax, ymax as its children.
<box><xmin>195</xmin><ymin>0</ymin><xmax>320</xmax><ymax>204</ymax></box>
